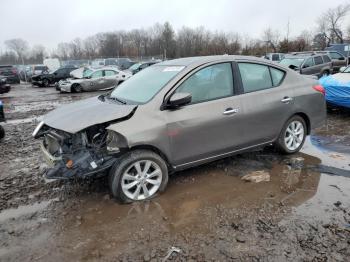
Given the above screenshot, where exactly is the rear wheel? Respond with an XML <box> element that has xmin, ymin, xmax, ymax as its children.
<box><xmin>275</xmin><ymin>116</ymin><xmax>306</xmax><ymax>154</ymax></box>
<box><xmin>321</xmin><ymin>70</ymin><xmax>330</xmax><ymax>77</ymax></box>
<box><xmin>109</xmin><ymin>150</ymin><xmax>169</xmax><ymax>203</ymax></box>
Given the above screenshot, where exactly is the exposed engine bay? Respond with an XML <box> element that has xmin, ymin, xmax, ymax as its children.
<box><xmin>35</xmin><ymin>123</ymin><xmax>118</xmax><ymax>179</ymax></box>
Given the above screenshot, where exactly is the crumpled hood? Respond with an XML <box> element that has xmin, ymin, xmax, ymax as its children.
<box><xmin>43</xmin><ymin>96</ymin><xmax>137</xmax><ymax>133</ymax></box>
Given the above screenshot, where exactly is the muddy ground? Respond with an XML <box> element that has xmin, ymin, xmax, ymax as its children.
<box><xmin>0</xmin><ymin>84</ymin><xmax>349</xmax><ymax>261</ymax></box>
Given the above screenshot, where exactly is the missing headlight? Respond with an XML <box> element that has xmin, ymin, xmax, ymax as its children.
<box><xmin>106</xmin><ymin>130</ymin><xmax>120</xmax><ymax>153</ymax></box>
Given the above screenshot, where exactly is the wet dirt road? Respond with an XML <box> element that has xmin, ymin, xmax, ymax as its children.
<box><xmin>0</xmin><ymin>84</ymin><xmax>349</xmax><ymax>261</ymax></box>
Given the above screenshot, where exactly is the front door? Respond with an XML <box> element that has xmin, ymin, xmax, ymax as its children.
<box><xmin>164</xmin><ymin>62</ymin><xmax>244</xmax><ymax>166</ymax></box>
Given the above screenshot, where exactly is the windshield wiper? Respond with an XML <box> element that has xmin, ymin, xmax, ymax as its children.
<box><xmin>108</xmin><ymin>96</ymin><xmax>127</xmax><ymax>104</ymax></box>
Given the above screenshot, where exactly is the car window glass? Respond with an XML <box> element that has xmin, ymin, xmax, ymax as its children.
<box><xmin>271</xmin><ymin>54</ymin><xmax>280</xmax><ymax>61</ymax></box>
<box><xmin>270</xmin><ymin>67</ymin><xmax>285</xmax><ymax>86</ymax></box>
<box><xmin>176</xmin><ymin>63</ymin><xmax>233</xmax><ymax>104</ymax></box>
<box><xmin>105</xmin><ymin>70</ymin><xmax>116</xmax><ymax>76</ymax></box>
<box><xmin>303</xmin><ymin>57</ymin><xmax>315</xmax><ymax>68</ymax></box>
<box><xmin>329</xmin><ymin>52</ymin><xmax>342</xmax><ymax>59</ymax></box>
<box><xmin>91</xmin><ymin>70</ymin><xmax>103</xmax><ymax>78</ymax></box>
<box><xmin>238</xmin><ymin>63</ymin><xmax>273</xmax><ymax>93</ymax></box>
<box><xmin>322</xmin><ymin>55</ymin><xmax>331</xmax><ymax>63</ymax></box>
<box><xmin>314</xmin><ymin>56</ymin><xmax>323</xmax><ymax>65</ymax></box>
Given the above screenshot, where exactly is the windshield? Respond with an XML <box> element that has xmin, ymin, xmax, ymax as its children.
<box><xmin>280</xmin><ymin>58</ymin><xmax>304</xmax><ymax>68</ymax></box>
<box><xmin>129</xmin><ymin>63</ymin><xmax>141</xmax><ymax>70</ymax></box>
<box><xmin>110</xmin><ymin>65</ymin><xmax>185</xmax><ymax>104</ymax></box>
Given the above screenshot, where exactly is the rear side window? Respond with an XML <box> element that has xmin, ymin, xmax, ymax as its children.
<box><xmin>104</xmin><ymin>70</ymin><xmax>116</xmax><ymax>76</ymax></box>
<box><xmin>314</xmin><ymin>56</ymin><xmax>323</xmax><ymax>65</ymax></box>
<box><xmin>270</xmin><ymin>68</ymin><xmax>285</xmax><ymax>86</ymax></box>
<box><xmin>322</xmin><ymin>55</ymin><xmax>331</xmax><ymax>62</ymax></box>
<box><xmin>238</xmin><ymin>63</ymin><xmax>272</xmax><ymax>93</ymax></box>
<box><xmin>176</xmin><ymin>63</ymin><xmax>233</xmax><ymax>104</ymax></box>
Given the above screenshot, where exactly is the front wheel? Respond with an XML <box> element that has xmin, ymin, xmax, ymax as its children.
<box><xmin>275</xmin><ymin>116</ymin><xmax>307</xmax><ymax>154</ymax></box>
<box><xmin>72</xmin><ymin>84</ymin><xmax>82</xmax><ymax>93</ymax></box>
<box><xmin>42</xmin><ymin>79</ymin><xmax>49</xmax><ymax>87</ymax></box>
<box><xmin>109</xmin><ymin>150</ymin><xmax>169</xmax><ymax>203</ymax></box>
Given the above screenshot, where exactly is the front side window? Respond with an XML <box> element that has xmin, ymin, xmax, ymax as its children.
<box><xmin>91</xmin><ymin>70</ymin><xmax>103</xmax><ymax>78</ymax></box>
<box><xmin>110</xmin><ymin>65</ymin><xmax>185</xmax><ymax>104</ymax></box>
<box><xmin>314</xmin><ymin>56</ymin><xmax>323</xmax><ymax>65</ymax></box>
<box><xmin>272</xmin><ymin>54</ymin><xmax>280</xmax><ymax>61</ymax></box>
<box><xmin>175</xmin><ymin>63</ymin><xmax>234</xmax><ymax>104</ymax></box>
<box><xmin>303</xmin><ymin>57</ymin><xmax>315</xmax><ymax>68</ymax></box>
<box><xmin>238</xmin><ymin>63</ymin><xmax>272</xmax><ymax>93</ymax></box>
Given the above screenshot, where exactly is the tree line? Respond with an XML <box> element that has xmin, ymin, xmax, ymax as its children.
<box><xmin>1</xmin><ymin>3</ymin><xmax>349</xmax><ymax>65</ymax></box>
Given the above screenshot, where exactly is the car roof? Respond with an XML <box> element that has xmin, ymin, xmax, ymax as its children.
<box><xmin>158</xmin><ymin>55</ymin><xmax>274</xmax><ymax>67</ymax></box>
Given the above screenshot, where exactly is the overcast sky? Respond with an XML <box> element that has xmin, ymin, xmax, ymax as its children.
<box><xmin>0</xmin><ymin>0</ymin><xmax>349</xmax><ymax>51</ymax></box>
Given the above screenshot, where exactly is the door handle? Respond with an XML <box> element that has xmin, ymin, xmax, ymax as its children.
<box><xmin>281</xmin><ymin>97</ymin><xmax>293</xmax><ymax>103</ymax></box>
<box><xmin>223</xmin><ymin>108</ymin><xmax>239</xmax><ymax>115</ymax></box>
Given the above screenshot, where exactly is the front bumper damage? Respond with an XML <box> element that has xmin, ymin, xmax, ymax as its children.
<box><xmin>35</xmin><ymin>123</ymin><xmax>118</xmax><ymax>180</ymax></box>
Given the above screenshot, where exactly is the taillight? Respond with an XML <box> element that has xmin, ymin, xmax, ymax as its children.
<box><xmin>313</xmin><ymin>85</ymin><xmax>325</xmax><ymax>95</ymax></box>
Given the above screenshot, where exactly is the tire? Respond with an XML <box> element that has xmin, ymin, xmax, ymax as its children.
<box><xmin>42</xmin><ymin>79</ymin><xmax>49</xmax><ymax>87</ymax></box>
<box><xmin>109</xmin><ymin>150</ymin><xmax>169</xmax><ymax>203</ymax></box>
<box><xmin>0</xmin><ymin>125</ymin><xmax>5</xmax><ymax>140</ymax></box>
<box><xmin>321</xmin><ymin>70</ymin><xmax>330</xmax><ymax>77</ymax></box>
<box><xmin>275</xmin><ymin>115</ymin><xmax>307</xmax><ymax>154</ymax></box>
<box><xmin>72</xmin><ymin>84</ymin><xmax>82</xmax><ymax>93</ymax></box>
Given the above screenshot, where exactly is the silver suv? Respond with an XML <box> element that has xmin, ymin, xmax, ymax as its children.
<box><xmin>33</xmin><ymin>56</ymin><xmax>326</xmax><ymax>203</ymax></box>
<box><xmin>280</xmin><ymin>53</ymin><xmax>333</xmax><ymax>78</ymax></box>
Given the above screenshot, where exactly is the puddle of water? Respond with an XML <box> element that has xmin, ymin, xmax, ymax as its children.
<box><xmin>0</xmin><ymin>200</ymin><xmax>52</xmax><ymax>223</ymax></box>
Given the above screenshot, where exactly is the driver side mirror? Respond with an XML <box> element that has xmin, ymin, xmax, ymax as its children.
<box><xmin>338</xmin><ymin>57</ymin><xmax>345</xmax><ymax>61</ymax></box>
<box><xmin>165</xmin><ymin>93</ymin><xmax>192</xmax><ymax>109</ymax></box>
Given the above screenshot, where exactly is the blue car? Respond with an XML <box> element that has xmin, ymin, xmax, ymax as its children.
<box><xmin>319</xmin><ymin>65</ymin><xmax>350</xmax><ymax>108</ymax></box>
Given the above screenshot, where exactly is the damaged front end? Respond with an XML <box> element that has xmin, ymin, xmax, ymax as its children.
<box><xmin>33</xmin><ymin>122</ymin><xmax>119</xmax><ymax>179</ymax></box>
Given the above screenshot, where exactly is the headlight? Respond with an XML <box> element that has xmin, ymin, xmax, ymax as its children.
<box><xmin>32</xmin><ymin>121</ymin><xmax>44</xmax><ymax>138</ymax></box>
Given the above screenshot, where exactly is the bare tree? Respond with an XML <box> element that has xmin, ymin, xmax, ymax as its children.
<box><xmin>4</xmin><ymin>38</ymin><xmax>29</xmax><ymax>64</ymax></box>
<box><xmin>262</xmin><ymin>28</ymin><xmax>280</xmax><ymax>52</ymax></box>
<box><xmin>317</xmin><ymin>4</ymin><xmax>350</xmax><ymax>44</ymax></box>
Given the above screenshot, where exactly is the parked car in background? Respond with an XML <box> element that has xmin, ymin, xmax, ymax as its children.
<box><xmin>0</xmin><ymin>65</ymin><xmax>20</xmax><ymax>84</ymax></box>
<box><xmin>325</xmin><ymin>43</ymin><xmax>350</xmax><ymax>62</ymax></box>
<box><xmin>33</xmin><ymin>55</ymin><xmax>326</xmax><ymax>202</ymax></box>
<box><xmin>315</xmin><ymin>51</ymin><xmax>347</xmax><ymax>73</ymax></box>
<box><xmin>280</xmin><ymin>54</ymin><xmax>332</xmax><ymax>78</ymax></box>
<box><xmin>0</xmin><ymin>100</ymin><xmax>5</xmax><ymax>140</ymax></box>
<box><xmin>0</xmin><ymin>76</ymin><xmax>11</xmax><ymax>94</ymax></box>
<box><xmin>91</xmin><ymin>58</ymin><xmax>135</xmax><ymax>70</ymax></box>
<box><xmin>127</xmin><ymin>61</ymin><xmax>159</xmax><ymax>74</ymax></box>
<box><xmin>31</xmin><ymin>66</ymin><xmax>77</xmax><ymax>87</ymax></box>
<box><xmin>264</xmin><ymin>53</ymin><xmax>285</xmax><ymax>62</ymax></box>
<box><xmin>58</xmin><ymin>67</ymin><xmax>132</xmax><ymax>92</ymax></box>
<box><xmin>319</xmin><ymin>65</ymin><xmax>350</xmax><ymax>109</ymax></box>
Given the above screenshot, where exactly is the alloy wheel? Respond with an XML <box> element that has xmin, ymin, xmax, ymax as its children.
<box><xmin>121</xmin><ymin>160</ymin><xmax>162</xmax><ymax>200</ymax></box>
<box><xmin>284</xmin><ymin>120</ymin><xmax>305</xmax><ymax>151</ymax></box>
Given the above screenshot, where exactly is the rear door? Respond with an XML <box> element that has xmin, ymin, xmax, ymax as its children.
<box><xmin>165</xmin><ymin>62</ymin><xmax>244</xmax><ymax>166</ymax></box>
<box><xmin>236</xmin><ymin>62</ymin><xmax>294</xmax><ymax>147</ymax></box>
<box><xmin>104</xmin><ymin>70</ymin><xmax>118</xmax><ymax>88</ymax></box>
<box><xmin>313</xmin><ymin>56</ymin><xmax>324</xmax><ymax>76</ymax></box>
